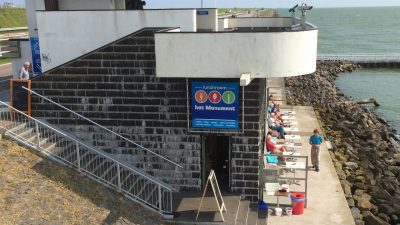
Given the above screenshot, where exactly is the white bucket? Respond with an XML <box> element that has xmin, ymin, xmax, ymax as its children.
<box><xmin>275</xmin><ymin>208</ymin><xmax>283</xmax><ymax>216</ymax></box>
<box><xmin>285</xmin><ymin>207</ymin><xmax>293</xmax><ymax>216</ymax></box>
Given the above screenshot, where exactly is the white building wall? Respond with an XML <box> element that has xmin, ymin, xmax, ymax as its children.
<box><xmin>155</xmin><ymin>30</ymin><xmax>318</xmax><ymax>78</ymax></box>
<box><xmin>25</xmin><ymin>0</ymin><xmax>40</xmax><ymax>37</ymax></box>
<box><xmin>11</xmin><ymin>40</ymin><xmax>33</xmax><ymax>78</ymax></box>
<box><xmin>196</xmin><ymin>9</ymin><xmax>218</xmax><ymax>31</ymax></box>
<box><xmin>36</xmin><ymin>10</ymin><xmax>197</xmax><ymax>72</ymax></box>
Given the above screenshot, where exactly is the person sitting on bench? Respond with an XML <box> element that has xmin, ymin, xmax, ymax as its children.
<box><xmin>266</xmin><ymin>132</ymin><xmax>287</xmax><ymax>153</ymax></box>
<box><xmin>268</xmin><ymin>113</ymin><xmax>286</xmax><ymax>139</ymax></box>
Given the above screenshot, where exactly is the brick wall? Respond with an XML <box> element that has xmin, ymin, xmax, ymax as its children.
<box><xmin>31</xmin><ymin>28</ymin><xmax>265</xmax><ymax>200</ymax></box>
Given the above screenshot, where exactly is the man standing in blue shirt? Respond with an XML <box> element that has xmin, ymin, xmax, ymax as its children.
<box><xmin>309</xmin><ymin>129</ymin><xmax>323</xmax><ymax>172</ymax></box>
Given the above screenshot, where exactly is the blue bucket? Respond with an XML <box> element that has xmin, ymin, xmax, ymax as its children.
<box><xmin>258</xmin><ymin>200</ymin><xmax>268</xmax><ymax>210</ymax></box>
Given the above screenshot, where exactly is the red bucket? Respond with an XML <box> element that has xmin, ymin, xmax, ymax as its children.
<box><xmin>291</xmin><ymin>192</ymin><xmax>305</xmax><ymax>215</ymax></box>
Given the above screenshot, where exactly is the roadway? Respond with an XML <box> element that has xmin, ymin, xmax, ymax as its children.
<box><xmin>0</xmin><ymin>63</ymin><xmax>12</xmax><ymax>78</ymax></box>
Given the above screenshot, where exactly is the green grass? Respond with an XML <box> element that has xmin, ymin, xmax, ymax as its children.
<box><xmin>0</xmin><ymin>57</ymin><xmax>11</xmax><ymax>65</ymax></box>
<box><xmin>218</xmin><ymin>8</ymin><xmax>254</xmax><ymax>13</ymax></box>
<box><xmin>218</xmin><ymin>8</ymin><xmax>277</xmax><ymax>17</ymax></box>
<box><xmin>0</xmin><ymin>8</ymin><xmax>27</xmax><ymax>28</ymax></box>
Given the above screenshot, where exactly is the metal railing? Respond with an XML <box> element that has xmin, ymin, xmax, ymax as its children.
<box><xmin>260</xmin><ymin>153</ymin><xmax>309</xmax><ymax>207</ymax></box>
<box><xmin>22</xmin><ymin>86</ymin><xmax>183</xmax><ymax>169</ymax></box>
<box><xmin>318</xmin><ymin>53</ymin><xmax>400</xmax><ymax>63</ymax></box>
<box><xmin>0</xmin><ymin>101</ymin><xmax>175</xmax><ymax>215</ymax></box>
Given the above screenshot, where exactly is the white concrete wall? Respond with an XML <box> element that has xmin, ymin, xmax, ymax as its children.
<box><xmin>25</xmin><ymin>0</ymin><xmax>39</xmax><ymax>37</ymax></box>
<box><xmin>196</xmin><ymin>9</ymin><xmax>218</xmax><ymax>31</ymax></box>
<box><xmin>155</xmin><ymin>30</ymin><xmax>318</xmax><ymax>78</ymax></box>
<box><xmin>217</xmin><ymin>18</ymin><xmax>228</xmax><ymax>30</ymax></box>
<box><xmin>58</xmin><ymin>0</ymin><xmax>115</xmax><ymax>10</ymax></box>
<box><xmin>11</xmin><ymin>41</ymin><xmax>33</xmax><ymax>78</ymax></box>
<box><xmin>37</xmin><ymin>10</ymin><xmax>196</xmax><ymax>72</ymax></box>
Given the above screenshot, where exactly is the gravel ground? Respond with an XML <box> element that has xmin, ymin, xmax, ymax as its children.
<box><xmin>0</xmin><ymin>138</ymin><xmax>165</xmax><ymax>225</ymax></box>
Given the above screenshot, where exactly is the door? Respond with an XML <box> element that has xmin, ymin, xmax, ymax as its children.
<box><xmin>202</xmin><ymin>135</ymin><xmax>231</xmax><ymax>192</ymax></box>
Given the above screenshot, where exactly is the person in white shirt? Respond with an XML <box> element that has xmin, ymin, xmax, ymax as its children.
<box><xmin>19</xmin><ymin>61</ymin><xmax>31</xmax><ymax>80</ymax></box>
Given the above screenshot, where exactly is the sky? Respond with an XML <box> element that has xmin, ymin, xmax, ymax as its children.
<box><xmin>3</xmin><ymin>0</ymin><xmax>400</xmax><ymax>9</ymax></box>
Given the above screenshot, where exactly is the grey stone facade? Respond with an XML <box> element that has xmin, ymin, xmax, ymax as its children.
<box><xmin>31</xmin><ymin>28</ymin><xmax>265</xmax><ymax>200</ymax></box>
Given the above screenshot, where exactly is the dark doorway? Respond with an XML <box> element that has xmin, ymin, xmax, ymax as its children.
<box><xmin>202</xmin><ymin>135</ymin><xmax>230</xmax><ymax>192</ymax></box>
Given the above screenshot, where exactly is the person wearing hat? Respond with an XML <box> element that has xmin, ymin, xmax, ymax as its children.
<box><xmin>309</xmin><ymin>129</ymin><xmax>323</xmax><ymax>172</ymax></box>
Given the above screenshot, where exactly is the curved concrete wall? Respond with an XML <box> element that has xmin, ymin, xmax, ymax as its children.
<box><xmin>155</xmin><ymin>29</ymin><xmax>318</xmax><ymax>78</ymax></box>
<box><xmin>37</xmin><ymin>10</ymin><xmax>197</xmax><ymax>72</ymax></box>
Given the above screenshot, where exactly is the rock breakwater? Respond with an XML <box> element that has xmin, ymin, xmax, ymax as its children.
<box><xmin>286</xmin><ymin>62</ymin><xmax>400</xmax><ymax>225</ymax></box>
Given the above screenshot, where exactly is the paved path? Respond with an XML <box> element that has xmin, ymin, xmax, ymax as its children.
<box><xmin>266</xmin><ymin>78</ymin><xmax>355</xmax><ymax>225</ymax></box>
<box><xmin>0</xmin><ymin>64</ymin><xmax>12</xmax><ymax>78</ymax></box>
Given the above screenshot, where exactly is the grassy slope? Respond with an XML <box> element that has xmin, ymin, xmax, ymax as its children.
<box><xmin>0</xmin><ymin>8</ymin><xmax>27</xmax><ymax>28</ymax></box>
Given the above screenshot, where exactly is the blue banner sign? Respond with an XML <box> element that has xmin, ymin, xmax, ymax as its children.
<box><xmin>192</xmin><ymin>82</ymin><xmax>239</xmax><ymax>129</ymax></box>
<box><xmin>30</xmin><ymin>37</ymin><xmax>42</xmax><ymax>75</ymax></box>
<box><xmin>197</xmin><ymin>11</ymin><xmax>209</xmax><ymax>16</ymax></box>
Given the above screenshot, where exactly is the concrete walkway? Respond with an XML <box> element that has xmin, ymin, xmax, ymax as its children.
<box><xmin>266</xmin><ymin>78</ymin><xmax>355</xmax><ymax>225</ymax></box>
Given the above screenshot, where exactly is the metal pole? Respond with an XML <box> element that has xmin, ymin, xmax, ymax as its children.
<box><xmin>76</xmin><ymin>143</ymin><xmax>81</xmax><ymax>170</ymax></box>
<box><xmin>35</xmin><ymin>121</ymin><xmax>40</xmax><ymax>149</ymax></box>
<box><xmin>158</xmin><ymin>184</ymin><xmax>162</xmax><ymax>212</ymax></box>
<box><xmin>201</xmin><ymin>0</ymin><xmax>203</xmax><ymax>8</ymax></box>
<box><xmin>117</xmin><ymin>163</ymin><xmax>121</xmax><ymax>189</ymax></box>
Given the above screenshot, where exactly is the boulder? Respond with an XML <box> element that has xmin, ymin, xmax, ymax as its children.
<box><xmin>347</xmin><ymin>198</ymin><xmax>355</xmax><ymax>207</ymax></box>
<box><xmin>358</xmin><ymin>193</ymin><xmax>372</xmax><ymax>210</ymax></box>
<box><xmin>345</xmin><ymin>162</ymin><xmax>359</xmax><ymax>170</ymax></box>
<box><xmin>379</xmin><ymin>204</ymin><xmax>397</xmax><ymax>215</ymax></box>
<box><xmin>351</xmin><ymin>207</ymin><xmax>362</xmax><ymax>220</ymax></box>
<box><xmin>377</xmin><ymin>213</ymin><xmax>389</xmax><ymax>223</ymax></box>
<box><xmin>364</xmin><ymin>211</ymin><xmax>391</xmax><ymax>225</ymax></box>
<box><xmin>344</xmin><ymin>183</ymin><xmax>352</xmax><ymax>198</ymax></box>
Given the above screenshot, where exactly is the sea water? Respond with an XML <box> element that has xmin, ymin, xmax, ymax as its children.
<box><xmin>278</xmin><ymin>7</ymin><xmax>400</xmax><ymax>131</ymax></box>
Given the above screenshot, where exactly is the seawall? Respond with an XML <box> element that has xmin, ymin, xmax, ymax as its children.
<box><xmin>285</xmin><ymin>62</ymin><xmax>400</xmax><ymax>225</ymax></box>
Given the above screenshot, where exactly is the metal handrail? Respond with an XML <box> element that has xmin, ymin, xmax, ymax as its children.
<box><xmin>0</xmin><ymin>100</ymin><xmax>175</xmax><ymax>214</ymax></box>
<box><xmin>0</xmin><ymin>100</ymin><xmax>174</xmax><ymax>191</ymax></box>
<box><xmin>317</xmin><ymin>53</ymin><xmax>400</xmax><ymax>63</ymax></box>
<box><xmin>22</xmin><ymin>86</ymin><xmax>183</xmax><ymax>169</ymax></box>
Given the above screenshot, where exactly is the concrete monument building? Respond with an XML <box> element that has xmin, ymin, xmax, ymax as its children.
<box><xmin>7</xmin><ymin>0</ymin><xmax>317</xmax><ymax>217</ymax></box>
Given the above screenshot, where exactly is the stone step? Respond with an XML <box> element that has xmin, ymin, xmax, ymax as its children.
<box><xmin>235</xmin><ymin>199</ymin><xmax>250</xmax><ymax>224</ymax></box>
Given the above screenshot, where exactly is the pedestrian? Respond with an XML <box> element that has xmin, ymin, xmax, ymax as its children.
<box><xmin>309</xmin><ymin>129</ymin><xmax>323</xmax><ymax>172</ymax></box>
<box><xmin>19</xmin><ymin>61</ymin><xmax>31</xmax><ymax>80</ymax></box>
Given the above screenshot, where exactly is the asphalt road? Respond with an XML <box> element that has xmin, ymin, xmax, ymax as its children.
<box><xmin>0</xmin><ymin>63</ymin><xmax>12</xmax><ymax>78</ymax></box>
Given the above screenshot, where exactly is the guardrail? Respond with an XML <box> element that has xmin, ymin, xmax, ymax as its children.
<box><xmin>318</xmin><ymin>54</ymin><xmax>400</xmax><ymax>63</ymax></box>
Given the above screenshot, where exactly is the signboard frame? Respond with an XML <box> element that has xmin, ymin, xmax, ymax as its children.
<box><xmin>10</xmin><ymin>79</ymin><xmax>31</xmax><ymax>116</ymax></box>
<box><xmin>196</xmin><ymin>170</ymin><xmax>227</xmax><ymax>221</ymax></box>
<box><xmin>186</xmin><ymin>79</ymin><xmax>245</xmax><ymax>134</ymax></box>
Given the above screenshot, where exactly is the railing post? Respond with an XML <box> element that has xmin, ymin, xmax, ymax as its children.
<box><xmin>158</xmin><ymin>184</ymin><xmax>162</xmax><ymax>212</ymax></box>
<box><xmin>117</xmin><ymin>163</ymin><xmax>121</xmax><ymax>189</ymax></box>
<box><xmin>35</xmin><ymin>121</ymin><xmax>40</xmax><ymax>150</ymax></box>
<box><xmin>76</xmin><ymin>142</ymin><xmax>81</xmax><ymax>170</ymax></box>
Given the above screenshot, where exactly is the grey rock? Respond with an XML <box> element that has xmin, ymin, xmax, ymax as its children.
<box><xmin>355</xmin><ymin>220</ymin><xmax>365</xmax><ymax>225</ymax></box>
<box><xmin>378</xmin><ymin>213</ymin><xmax>389</xmax><ymax>223</ymax></box>
<box><xmin>378</xmin><ymin>204</ymin><xmax>396</xmax><ymax>215</ymax></box>
<box><xmin>345</xmin><ymin>162</ymin><xmax>359</xmax><ymax>170</ymax></box>
<box><xmin>351</xmin><ymin>207</ymin><xmax>362</xmax><ymax>220</ymax></box>
<box><xmin>364</xmin><ymin>211</ymin><xmax>391</xmax><ymax>225</ymax></box>
<box><xmin>347</xmin><ymin>198</ymin><xmax>355</xmax><ymax>207</ymax></box>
